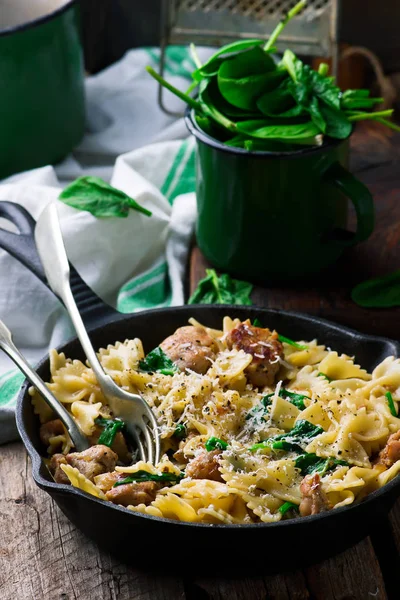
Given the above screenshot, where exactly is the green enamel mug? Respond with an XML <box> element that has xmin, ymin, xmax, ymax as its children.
<box><xmin>185</xmin><ymin>109</ymin><xmax>375</xmax><ymax>282</ymax></box>
<box><xmin>0</xmin><ymin>0</ymin><xmax>85</xmax><ymax>179</ymax></box>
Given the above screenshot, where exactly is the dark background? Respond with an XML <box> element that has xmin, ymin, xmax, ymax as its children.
<box><xmin>81</xmin><ymin>0</ymin><xmax>400</xmax><ymax>74</ymax></box>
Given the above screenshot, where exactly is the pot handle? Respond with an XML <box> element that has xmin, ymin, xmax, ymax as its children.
<box><xmin>324</xmin><ymin>162</ymin><xmax>375</xmax><ymax>246</ymax></box>
<box><xmin>0</xmin><ymin>201</ymin><xmax>120</xmax><ymax>329</ymax></box>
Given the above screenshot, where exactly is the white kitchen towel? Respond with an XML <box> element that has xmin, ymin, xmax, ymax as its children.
<box><xmin>0</xmin><ymin>45</ymin><xmax>208</xmax><ymax>443</ymax></box>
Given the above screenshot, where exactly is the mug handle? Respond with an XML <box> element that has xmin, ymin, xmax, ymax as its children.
<box><xmin>323</xmin><ymin>162</ymin><xmax>375</xmax><ymax>245</ymax></box>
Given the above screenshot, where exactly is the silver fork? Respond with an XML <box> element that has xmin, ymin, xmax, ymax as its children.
<box><xmin>34</xmin><ymin>202</ymin><xmax>161</xmax><ymax>465</ymax></box>
<box><xmin>0</xmin><ymin>319</ymin><xmax>89</xmax><ymax>452</ymax></box>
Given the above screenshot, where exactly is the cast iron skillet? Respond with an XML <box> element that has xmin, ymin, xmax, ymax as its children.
<box><xmin>1</xmin><ymin>201</ymin><xmax>400</xmax><ymax>573</ymax></box>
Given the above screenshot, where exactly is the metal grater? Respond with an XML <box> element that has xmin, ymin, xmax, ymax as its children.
<box><xmin>158</xmin><ymin>0</ymin><xmax>339</xmax><ymax>115</ymax></box>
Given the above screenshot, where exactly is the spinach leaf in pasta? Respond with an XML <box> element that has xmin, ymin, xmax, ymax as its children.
<box><xmin>114</xmin><ymin>470</ymin><xmax>184</xmax><ymax>487</ymax></box>
<box><xmin>205</xmin><ymin>437</ymin><xmax>229</xmax><ymax>451</ymax></box>
<box><xmin>174</xmin><ymin>423</ymin><xmax>187</xmax><ymax>439</ymax></box>
<box><xmin>246</xmin><ymin>394</ymin><xmax>273</xmax><ymax>422</ymax></box>
<box><xmin>279</xmin><ymin>501</ymin><xmax>299</xmax><ymax>516</ymax></box>
<box><xmin>139</xmin><ymin>347</ymin><xmax>179</xmax><ymax>376</ymax></box>
<box><xmin>278</xmin><ymin>389</ymin><xmax>308</xmax><ymax>410</ymax></box>
<box><xmin>385</xmin><ymin>391</ymin><xmax>398</xmax><ymax>417</ymax></box>
<box><xmin>318</xmin><ymin>372</ymin><xmax>332</xmax><ymax>382</ymax></box>
<box><xmin>59</xmin><ymin>176</ymin><xmax>152</xmax><ymax>218</ymax></box>
<box><xmin>277</xmin><ymin>334</ymin><xmax>308</xmax><ymax>350</ymax></box>
<box><xmin>188</xmin><ymin>269</ymin><xmax>253</xmax><ymax>305</ymax></box>
<box><xmin>247</xmin><ymin>388</ymin><xmax>309</xmax><ymax>424</ymax></box>
<box><xmin>252</xmin><ymin>319</ymin><xmax>308</xmax><ymax>350</ymax></box>
<box><xmin>250</xmin><ymin>420</ymin><xmax>323</xmax><ymax>452</ymax></box>
<box><xmin>295</xmin><ymin>452</ymin><xmax>349</xmax><ymax>475</ymax></box>
<box><xmin>95</xmin><ymin>417</ymin><xmax>125</xmax><ymax>447</ymax></box>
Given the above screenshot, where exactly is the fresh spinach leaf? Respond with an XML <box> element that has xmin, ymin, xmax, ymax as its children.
<box><xmin>217</xmin><ymin>47</ymin><xmax>284</xmax><ymax>110</ymax></box>
<box><xmin>341</xmin><ymin>97</ymin><xmax>383</xmax><ymax>110</ymax></box>
<box><xmin>279</xmin><ymin>501</ymin><xmax>299</xmax><ymax>516</ymax></box>
<box><xmin>114</xmin><ymin>470</ymin><xmax>184</xmax><ymax>487</ymax></box>
<box><xmin>199</xmin><ymin>79</ymin><xmax>237</xmax><ymax>132</ymax></box>
<box><xmin>146</xmin><ymin>0</ymin><xmax>398</xmax><ymax>147</ymax></box>
<box><xmin>295</xmin><ymin>452</ymin><xmax>349</xmax><ymax>475</ymax></box>
<box><xmin>236</xmin><ymin>120</ymin><xmax>321</xmax><ymax>144</ymax></box>
<box><xmin>256</xmin><ymin>83</ymin><xmax>302</xmax><ymax>118</ymax></box>
<box><xmin>139</xmin><ymin>347</ymin><xmax>179</xmax><ymax>375</ymax></box>
<box><xmin>200</xmin><ymin>77</ymin><xmax>260</xmax><ymax>120</ymax></box>
<box><xmin>250</xmin><ymin>420</ymin><xmax>324</xmax><ymax>452</ymax></box>
<box><xmin>59</xmin><ymin>176</ymin><xmax>152</xmax><ymax>218</ymax></box>
<box><xmin>188</xmin><ymin>268</ymin><xmax>253</xmax><ymax>305</ymax></box>
<box><xmin>351</xmin><ymin>270</ymin><xmax>400</xmax><ymax>308</ymax></box>
<box><xmin>278</xmin><ymin>334</ymin><xmax>308</xmax><ymax>350</ymax></box>
<box><xmin>192</xmin><ymin>40</ymin><xmax>265</xmax><ymax>82</ymax></box>
<box><xmin>319</xmin><ymin>104</ymin><xmax>352</xmax><ymax>139</ymax></box>
<box><xmin>385</xmin><ymin>391</ymin><xmax>398</xmax><ymax>417</ymax></box>
<box><xmin>95</xmin><ymin>417</ymin><xmax>125</xmax><ymax>447</ymax></box>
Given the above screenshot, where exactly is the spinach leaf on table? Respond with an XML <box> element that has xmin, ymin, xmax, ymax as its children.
<box><xmin>351</xmin><ymin>270</ymin><xmax>400</xmax><ymax>308</ymax></box>
<box><xmin>188</xmin><ymin>268</ymin><xmax>253</xmax><ymax>305</ymax></box>
<box><xmin>139</xmin><ymin>347</ymin><xmax>179</xmax><ymax>375</ymax></box>
<box><xmin>59</xmin><ymin>176</ymin><xmax>152</xmax><ymax>218</ymax></box>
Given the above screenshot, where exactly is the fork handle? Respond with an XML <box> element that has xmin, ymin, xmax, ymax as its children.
<box><xmin>0</xmin><ymin>319</ymin><xmax>89</xmax><ymax>452</ymax></box>
<box><xmin>34</xmin><ymin>203</ymin><xmax>119</xmax><ymax>393</ymax></box>
<box><xmin>0</xmin><ymin>201</ymin><xmax>120</xmax><ymax>330</ymax></box>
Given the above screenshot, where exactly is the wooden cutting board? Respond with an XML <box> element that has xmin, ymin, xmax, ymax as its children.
<box><xmin>190</xmin><ymin>121</ymin><xmax>400</xmax><ymax>339</ymax></box>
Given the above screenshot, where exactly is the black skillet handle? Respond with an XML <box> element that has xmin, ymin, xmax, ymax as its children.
<box><xmin>0</xmin><ymin>201</ymin><xmax>121</xmax><ymax>330</ymax></box>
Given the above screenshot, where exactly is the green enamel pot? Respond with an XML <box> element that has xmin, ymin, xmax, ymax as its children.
<box><xmin>0</xmin><ymin>0</ymin><xmax>85</xmax><ymax>179</ymax></box>
<box><xmin>185</xmin><ymin>109</ymin><xmax>375</xmax><ymax>282</ymax></box>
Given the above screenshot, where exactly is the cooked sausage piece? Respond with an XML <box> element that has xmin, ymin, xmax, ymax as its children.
<box><xmin>299</xmin><ymin>473</ymin><xmax>330</xmax><ymax>517</ymax></box>
<box><xmin>106</xmin><ymin>481</ymin><xmax>161</xmax><ymax>507</ymax></box>
<box><xmin>65</xmin><ymin>445</ymin><xmax>118</xmax><ymax>481</ymax></box>
<box><xmin>40</xmin><ymin>419</ymin><xmax>65</xmax><ymax>448</ymax></box>
<box><xmin>49</xmin><ymin>446</ymin><xmax>117</xmax><ymax>485</ymax></box>
<box><xmin>186</xmin><ymin>450</ymin><xmax>223</xmax><ymax>482</ymax></box>
<box><xmin>88</xmin><ymin>426</ymin><xmax>131</xmax><ymax>464</ymax></box>
<box><xmin>226</xmin><ymin>322</ymin><xmax>283</xmax><ymax>387</ymax></box>
<box><xmin>160</xmin><ymin>326</ymin><xmax>218</xmax><ymax>374</ymax></box>
<box><xmin>49</xmin><ymin>454</ymin><xmax>70</xmax><ymax>484</ymax></box>
<box><xmin>376</xmin><ymin>430</ymin><xmax>400</xmax><ymax>468</ymax></box>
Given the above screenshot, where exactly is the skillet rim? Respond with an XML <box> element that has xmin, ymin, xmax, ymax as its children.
<box><xmin>16</xmin><ymin>304</ymin><xmax>400</xmax><ymax>530</ymax></box>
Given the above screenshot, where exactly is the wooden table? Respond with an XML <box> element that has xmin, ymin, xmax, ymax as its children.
<box><xmin>1</xmin><ymin>122</ymin><xmax>400</xmax><ymax>600</ymax></box>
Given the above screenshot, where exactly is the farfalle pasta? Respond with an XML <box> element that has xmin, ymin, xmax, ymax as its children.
<box><xmin>30</xmin><ymin>317</ymin><xmax>400</xmax><ymax>524</ymax></box>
